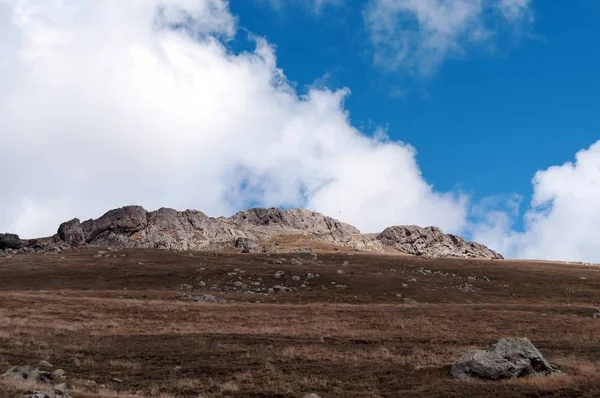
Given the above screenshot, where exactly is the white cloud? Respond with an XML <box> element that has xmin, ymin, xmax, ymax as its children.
<box><xmin>259</xmin><ymin>0</ymin><xmax>343</xmax><ymax>15</ymax></box>
<box><xmin>498</xmin><ymin>0</ymin><xmax>532</xmax><ymax>21</ymax></box>
<box><xmin>0</xmin><ymin>0</ymin><xmax>467</xmax><ymax>238</ymax></box>
<box><xmin>472</xmin><ymin>141</ymin><xmax>600</xmax><ymax>263</ymax></box>
<box><xmin>365</xmin><ymin>0</ymin><xmax>533</xmax><ymax>75</ymax></box>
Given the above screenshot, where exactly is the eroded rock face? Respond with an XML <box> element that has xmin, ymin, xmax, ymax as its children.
<box><xmin>377</xmin><ymin>225</ymin><xmax>503</xmax><ymax>259</ymax></box>
<box><xmin>49</xmin><ymin>205</ymin><xmax>502</xmax><ymax>259</ymax></box>
<box><xmin>451</xmin><ymin>337</ymin><xmax>560</xmax><ymax>381</ymax></box>
<box><xmin>232</xmin><ymin>208</ymin><xmax>360</xmax><ymax>237</ymax></box>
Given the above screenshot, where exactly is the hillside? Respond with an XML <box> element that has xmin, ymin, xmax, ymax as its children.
<box><xmin>1</xmin><ymin>248</ymin><xmax>599</xmax><ymax>397</ymax></box>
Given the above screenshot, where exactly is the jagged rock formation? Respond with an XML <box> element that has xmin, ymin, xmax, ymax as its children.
<box><xmin>451</xmin><ymin>337</ymin><xmax>561</xmax><ymax>380</ymax></box>
<box><xmin>47</xmin><ymin>205</ymin><xmax>503</xmax><ymax>259</ymax></box>
<box><xmin>377</xmin><ymin>226</ymin><xmax>503</xmax><ymax>259</ymax></box>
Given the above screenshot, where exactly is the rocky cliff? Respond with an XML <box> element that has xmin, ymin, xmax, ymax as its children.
<box><xmin>46</xmin><ymin>205</ymin><xmax>503</xmax><ymax>259</ymax></box>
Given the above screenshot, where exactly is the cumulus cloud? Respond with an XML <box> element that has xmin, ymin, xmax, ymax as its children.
<box><xmin>365</xmin><ymin>0</ymin><xmax>533</xmax><ymax>75</ymax></box>
<box><xmin>0</xmin><ymin>0</ymin><xmax>467</xmax><ymax>238</ymax></box>
<box><xmin>472</xmin><ymin>141</ymin><xmax>600</xmax><ymax>263</ymax></box>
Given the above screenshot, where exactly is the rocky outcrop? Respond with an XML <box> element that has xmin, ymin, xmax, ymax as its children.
<box><xmin>377</xmin><ymin>226</ymin><xmax>503</xmax><ymax>259</ymax></box>
<box><xmin>56</xmin><ymin>219</ymin><xmax>85</xmax><ymax>246</ymax></box>
<box><xmin>2</xmin><ymin>365</ymin><xmax>69</xmax><ymax>398</ymax></box>
<box><xmin>0</xmin><ymin>233</ymin><xmax>21</xmax><ymax>250</ymax></box>
<box><xmin>46</xmin><ymin>205</ymin><xmax>503</xmax><ymax>259</ymax></box>
<box><xmin>451</xmin><ymin>337</ymin><xmax>560</xmax><ymax>380</ymax></box>
<box><xmin>50</xmin><ymin>206</ymin><xmax>359</xmax><ymax>253</ymax></box>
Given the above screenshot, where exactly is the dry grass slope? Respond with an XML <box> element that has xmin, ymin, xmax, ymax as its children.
<box><xmin>1</xmin><ymin>248</ymin><xmax>599</xmax><ymax>397</ymax></box>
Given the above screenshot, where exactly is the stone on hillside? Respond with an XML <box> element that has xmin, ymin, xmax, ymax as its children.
<box><xmin>377</xmin><ymin>225</ymin><xmax>502</xmax><ymax>260</ymax></box>
<box><xmin>56</xmin><ymin>219</ymin><xmax>85</xmax><ymax>246</ymax></box>
<box><xmin>38</xmin><ymin>361</ymin><xmax>53</xmax><ymax>368</ymax></box>
<box><xmin>303</xmin><ymin>394</ymin><xmax>322</xmax><ymax>398</ymax></box>
<box><xmin>187</xmin><ymin>294</ymin><xmax>229</xmax><ymax>304</ymax></box>
<box><xmin>23</xmin><ymin>388</ymin><xmax>70</xmax><ymax>398</ymax></box>
<box><xmin>235</xmin><ymin>237</ymin><xmax>258</xmax><ymax>251</ymax></box>
<box><xmin>274</xmin><ymin>270</ymin><xmax>285</xmax><ymax>279</ymax></box>
<box><xmin>451</xmin><ymin>337</ymin><xmax>560</xmax><ymax>381</ymax></box>
<box><xmin>1</xmin><ymin>365</ymin><xmax>61</xmax><ymax>383</ymax></box>
<box><xmin>0</xmin><ymin>233</ymin><xmax>21</xmax><ymax>250</ymax></box>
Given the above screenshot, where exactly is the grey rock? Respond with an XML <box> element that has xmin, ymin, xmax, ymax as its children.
<box><xmin>272</xmin><ymin>285</ymin><xmax>292</xmax><ymax>293</ymax></box>
<box><xmin>23</xmin><ymin>388</ymin><xmax>70</xmax><ymax>398</ymax></box>
<box><xmin>50</xmin><ymin>205</ymin><xmax>503</xmax><ymax>259</ymax></box>
<box><xmin>55</xmin><ymin>219</ymin><xmax>85</xmax><ymax>246</ymax></box>
<box><xmin>303</xmin><ymin>394</ymin><xmax>322</xmax><ymax>398</ymax></box>
<box><xmin>0</xmin><ymin>233</ymin><xmax>21</xmax><ymax>250</ymax></box>
<box><xmin>1</xmin><ymin>365</ymin><xmax>59</xmax><ymax>383</ymax></box>
<box><xmin>235</xmin><ymin>237</ymin><xmax>258</xmax><ymax>251</ymax></box>
<box><xmin>274</xmin><ymin>270</ymin><xmax>285</xmax><ymax>279</ymax></box>
<box><xmin>53</xmin><ymin>369</ymin><xmax>65</xmax><ymax>379</ymax></box>
<box><xmin>38</xmin><ymin>360</ymin><xmax>53</xmax><ymax>368</ymax></box>
<box><xmin>451</xmin><ymin>337</ymin><xmax>560</xmax><ymax>381</ymax></box>
<box><xmin>458</xmin><ymin>283</ymin><xmax>480</xmax><ymax>293</ymax></box>
<box><xmin>377</xmin><ymin>225</ymin><xmax>502</xmax><ymax>259</ymax></box>
<box><xmin>187</xmin><ymin>294</ymin><xmax>229</xmax><ymax>304</ymax></box>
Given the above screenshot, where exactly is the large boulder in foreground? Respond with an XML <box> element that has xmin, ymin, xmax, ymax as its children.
<box><xmin>451</xmin><ymin>337</ymin><xmax>560</xmax><ymax>381</ymax></box>
<box><xmin>0</xmin><ymin>233</ymin><xmax>21</xmax><ymax>250</ymax></box>
<box><xmin>377</xmin><ymin>225</ymin><xmax>503</xmax><ymax>259</ymax></box>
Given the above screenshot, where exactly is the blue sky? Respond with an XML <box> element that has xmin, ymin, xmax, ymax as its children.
<box><xmin>229</xmin><ymin>0</ymin><xmax>600</xmax><ymax>232</ymax></box>
<box><xmin>2</xmin><ymin>0</ymin><xmax>600</xmax><ymax>262</ymax></box>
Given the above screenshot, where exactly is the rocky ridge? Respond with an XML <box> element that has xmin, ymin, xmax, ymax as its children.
<box><xmin>2</xmin><ymin>205</ymin><xmax>503</xmax><ymax>259</ymax></box>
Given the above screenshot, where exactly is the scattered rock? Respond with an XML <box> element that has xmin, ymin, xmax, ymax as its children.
<box><xmin>38</xmin><ymin>361</ymin><xmax>53</xmax><ymax>368</ymax></box>
<box><xmin>303</xmin><ymin>394</ymin><xmax>321</xmax><ymax>398</ymax></box>
<box><xmin>451</xmin><ymin>337</ymin><xmax>561</xmax><ymax>381</ymax></box>
<box><xmin>181</xmin><ymin>293</ymin><xmax>229</xmax><ymax>304</ymax></box>
<box><xmin>23</xmin><ymin>388</ymin><xmax>70</xmax><ymax>398</ymax></box>
<box><xmin>274</xmin><ymin>271</ymin><xmax>285</xmax><ymax>279</ymax></box>
<box><xmin>457</xmin><ymin>283</ymin><xmax>480</xmax><ymax>293</ymax></box>
<box><xmin>272</xmin><ymin>285</ymin><xmax>292</xmax><ymax>293</ymax></box>
<box><xmin>1</xmin><ymin>365</ymin><xmax>59</xmax><ymax>383</ymax></box>
<box><xmin>291</xmin><ymin>276</ymin><xmax>301</xmax><ymax>281</ymax></box>
<box><xmin>53</xmin><ymin>369</ymin><xmax>65</xmax><ymax>379</ymax></box>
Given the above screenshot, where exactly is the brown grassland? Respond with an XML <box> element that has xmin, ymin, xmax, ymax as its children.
<box><xmin>0</xmin><ymin>247</ymin><xmax>599</xmax><ymax>397</ymax></box>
